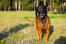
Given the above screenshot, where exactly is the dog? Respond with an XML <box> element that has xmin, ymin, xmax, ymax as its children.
<box><xmin>25</xmin><ymin>1</ymin><xmax>51</xmax><ymax>42</ymax></box>
<box><xmin>35</xmin><ymin>1</ymin><xmax>51</xmax><ymax>42</ymax></box>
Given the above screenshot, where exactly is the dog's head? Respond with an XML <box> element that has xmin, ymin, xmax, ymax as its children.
<box><xmin>37</xmin><ymin>1</ymin><xmax>49</xmax><ymax>14</ymax></box>
<box><xmin>38</xmin><ymin>5</ymin><xmax>47</xmax><ymax>14</ymax></box>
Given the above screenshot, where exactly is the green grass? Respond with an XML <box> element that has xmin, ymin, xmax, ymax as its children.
<box><xmin>0</xmin><ymin>11</ymin><xmax>66</xmax><ymax>44</ymax></box>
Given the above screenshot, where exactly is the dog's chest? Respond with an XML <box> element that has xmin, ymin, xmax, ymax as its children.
<box><xmin>41</xmin><ymin>17</ymin><xmax>47</xmax><ymax>29</ymax></box>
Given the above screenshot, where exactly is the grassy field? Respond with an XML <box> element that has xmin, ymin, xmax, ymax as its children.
<box><xmin>0</xmin><ymin>11</ymin><xmax>66</xmax><ymax>44</ymax></box>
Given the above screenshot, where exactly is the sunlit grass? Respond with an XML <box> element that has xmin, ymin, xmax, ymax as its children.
<box><xmin>0</xmin><ymin>11</ymin><xmax>66</xmax><ymax>44</ymax></box>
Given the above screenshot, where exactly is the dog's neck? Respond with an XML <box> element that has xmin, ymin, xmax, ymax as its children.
<box><xmin>42</xmin><ymin>14</ymin><xmax>47</xmax><ymax>20</ymax></box>
<box><xmin>39</xmin><ymin>13</ymin><xmax>47</xmax><ymax>20</ymax></box>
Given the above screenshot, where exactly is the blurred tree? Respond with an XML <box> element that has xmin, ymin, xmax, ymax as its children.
<box><xmin>0</xmin><ymin>0</ymin><xmax>65</xmax><ymax>11</ymax></box>
<box><xmin>0</xmin><ymin>0</ymin><xmax>10</xmax><ymax>11</ymax></box>
<box><xmin>18</xmin><ymin>0</ymin><xmax>21</xmax><ymax>11</ymax></box>
<box><xmin>14</xmin><ymin>0</ymin><xmax>17</xmax><ymax>11</ymax></box>
<box><xmin>62</xmin><ymin>0</ymin><xmax>66</xmax><ymax>12</ymax></box>
<box><xmin>0</xmin><ymin>0</ymin><xmax>2</xmax><ymax>10</ymax></box>
<box><xmin>36</xmin><ymin>0</ymin><xmax>39</xmax><ymax>6</ymax></box>
<box><xmin>21</xmin><ymin>0</ymin><xmax>34</xmax><ymax>10</ymax></box>
<box><xmin>50</xmin><ymin>0</ymin><xmax>66</xmax><ymax>12</ymax></box>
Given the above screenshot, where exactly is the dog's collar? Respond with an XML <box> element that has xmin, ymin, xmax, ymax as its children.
<box><xmin>39</xmin><ymin>14</ymin><xmax>45</xmax><ymax>16</ymax></box>
<box><xmin>39</xmin><ymin>14</ymin><xmax>45</xmax><ymax>18</ymax></box>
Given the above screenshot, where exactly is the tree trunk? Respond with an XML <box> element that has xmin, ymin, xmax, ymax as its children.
<box><xmin>15</xmin><ymin>1</ymin><xmax>17</xmax><ymax>11</ymax></box>
<box><xmin>10</xmin><ymin>0</ymin><xmax>13</xmax><ymax>10</ymax></box>
<box><xmin>60</xmin><ymin>1</ymin><xmax>62</xmax><ymax>12</ymax></box>
<box><xmin>18</xmin><ymin>0</ymin><xmax>21</xmax><ymax>11</ymax></box>
<box><xmin>62</xmin><ymin>2</ymin><xmax>64</xmax><ymax>12</ymax></box>
<box><xmin>36</xmin><ymin>0</ymin><xmax>38</xmax><ymax>6</ymax></box>
<box><xmin>50</xmin><ymin>0</ymin><xmax>52</xmax><ymax>11</ymax></box>
<box><xmin>34</xmin><ymin>0</ymin><xmax>36</xmax><ymax>11</ymax></box>
<box><xmin>8</xmin><ymin>6</ymin><xmax>10</xmax><ymax>11</ymax></box>
<box><xmin>4</xmin><ymin>8</ymin><xmax>6</xmax><ymax>11</ymax></box>
<box><xmin>22</xmin><ymin>6</ymin><xmax>23</xmax><ymax>11</ymax></box>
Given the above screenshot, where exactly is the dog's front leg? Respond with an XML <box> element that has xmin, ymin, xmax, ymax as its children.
<box><xmin>36</xmin><ymin>23</ymin><xmax>42</xmax><ymax>41</ymax></box>
<box><xmin>39</xmin><ymin>29</ymin><xmax>42</xmax><ymax>41</ymax></box>
<box><xmin>46</xmin><ymin>27</ymin><xmax>50</xmax><ymax>42</ymax></box>
<box><xmin>38</xmin><ymin>24</ymin><xmax>42</xmax><ymax>41</ymax></box>
<box><xmin>36</xmin><ymin>24</ymin><xmax>39</xmax><ymax>39</ymax></box>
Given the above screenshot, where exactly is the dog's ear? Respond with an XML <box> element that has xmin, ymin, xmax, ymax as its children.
<box><xmin>45</xmin><ymin>0</ymin><xmax>50</xmax><ymax>7</ymax></box>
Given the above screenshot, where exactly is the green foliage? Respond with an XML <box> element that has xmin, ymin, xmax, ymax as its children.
<box><xmin>0</xmin><ymin>0</ymin><xmax>66</xmax><ymax>11</ymax></box>
<box><xmin>21</xmin><ymin>0</ymin><xmax>34</xmax><ymax>10</ymax></box>
<box><xmin>0</xmin><ymin>0</ymin><xmax>3</xmax><ymax>9</ymax></box>
<box><xmin>0</xmin><ymin>0</ymin><xmax>10</xmax><ymax>10</ymax></box>
<box><xmin>51</xmin><ymin>0</ymin><xmax>61</xmax><ymax>11</ymax></box>
<box><xmin>51</xmin><ymin>0</ymin><xmax>66</xmax><ymax>12</ymax></box>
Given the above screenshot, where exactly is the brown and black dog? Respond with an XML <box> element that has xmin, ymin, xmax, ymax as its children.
<box><xmin>25</xmin><ymin>1</ymin><xmax>51</xmax><ymax>42</ymax></box>
<box><xmin>35</xmin><ymin>1</ymin><xmax>51</xmax><ymax>42</ymax></box>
